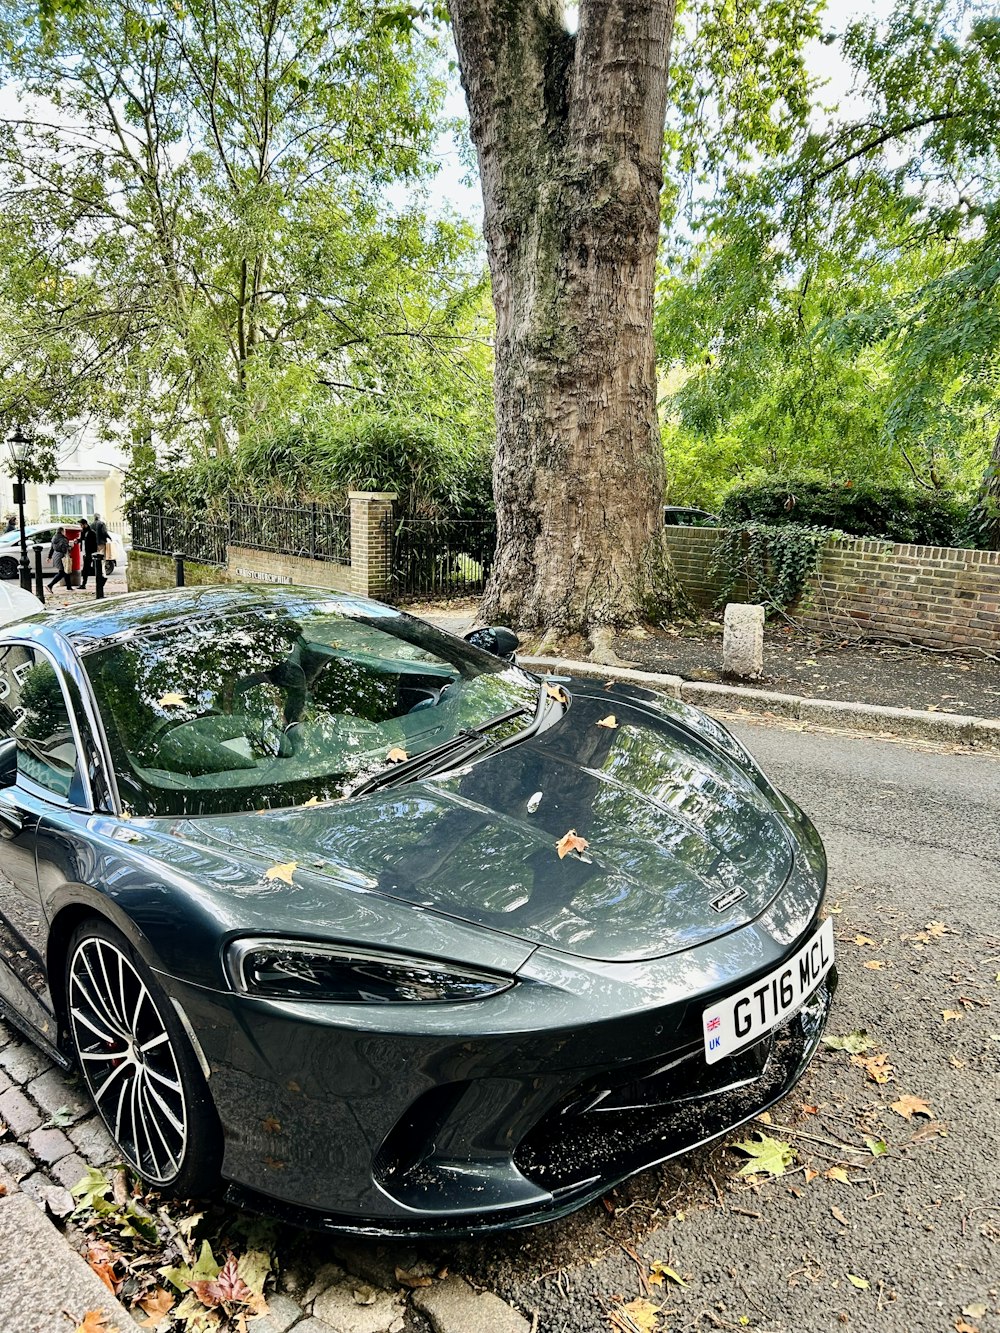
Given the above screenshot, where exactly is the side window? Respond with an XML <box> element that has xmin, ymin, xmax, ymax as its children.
<box><xmin>0</xmin><ymin>644</ymin><xmax>80</xmax><ymax>800</ymax></box>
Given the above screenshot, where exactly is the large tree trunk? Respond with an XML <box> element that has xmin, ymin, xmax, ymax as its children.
<box><xmin>449</xmin><ymin>0</ymin><xmax>685</xmax><ymax>633</ymax></box>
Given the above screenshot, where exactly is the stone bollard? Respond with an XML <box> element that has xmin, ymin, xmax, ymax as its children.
<box><xmin>723</xmin><ymin>603</ymin><xmax>765</xmax><ymax>680</ymax></box>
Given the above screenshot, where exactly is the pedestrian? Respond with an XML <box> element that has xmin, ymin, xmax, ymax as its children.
<box><xmin>78</xmin><ymin>517</ymin><xmax>97</xmax><ymax>590</ymax></box>
<box><xmin>93</xmin><ymin>512</ymin><xmax>110</xmax><ymax>560</ymax></box>
<box><xmin>4</xmin><ymin>515</ymin><xmax>14</xmax><ymax>532</ymax></box>
<box><xmin>45</xmin><ymin>527</ymin><xmax>77</xmax><ymax>593</ymax></box>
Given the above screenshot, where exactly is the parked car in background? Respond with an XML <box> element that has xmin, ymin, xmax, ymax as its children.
<box><xmin>0</xmin><ymin>582</ymin><xmax>44</xmax><ymax>626</ymax></box>
<box><xmin>663</xmin><ymin>505</ymin><xmax>719</xmax><ymax>526</ymax></box>
<box><xmin>0</xmin><ymin>525</ymin><xmax>127</xmax><ymax>579</ymax></box>
<box><xmin>0</xmin><ymin>583</ymin><xmax>835</xmax><ymax>1235</ymax></box>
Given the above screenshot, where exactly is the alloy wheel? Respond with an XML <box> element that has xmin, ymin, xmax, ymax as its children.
<box><xmin>68</xmin><ymin>935</ymin><xmax>189</xmax><ymax>1184</ymax></box>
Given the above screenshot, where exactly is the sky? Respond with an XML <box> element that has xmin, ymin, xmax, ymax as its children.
<box><xmin>413</xmin><ymin>0</ymin><xmax>889</xmax><ymax>224</ymax></box>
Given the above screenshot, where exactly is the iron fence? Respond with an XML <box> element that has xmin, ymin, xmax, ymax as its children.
<box><xmin>228</xmin><ymin>501</ymin><xmax>350</xmax><ymax>565</ymax></box>
<box><xmin>129</xmin><ymin>508</ymin><xmax>228</xmax><ymax>566</ymax></box>
<box><xmin>129</xmin><ymin>501</ymin><xmax>349</xmax><ymax>567</ymax></box>
<box><xmin>390</xmin><ymin>516</ymin><xmax>496</xmax><ymax>599</ymax></box>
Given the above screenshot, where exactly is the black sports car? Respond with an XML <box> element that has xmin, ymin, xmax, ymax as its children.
<box><xmin>0</xmin><ymin>585</ymin><xmax>835</xmax><ymax>1235</ymax></box>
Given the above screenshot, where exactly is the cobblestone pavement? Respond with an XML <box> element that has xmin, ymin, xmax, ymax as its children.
<box><xmin>0</xmin><ymin>1015</ymin><xmax>530</xmax><ymax>1331</ymax></box>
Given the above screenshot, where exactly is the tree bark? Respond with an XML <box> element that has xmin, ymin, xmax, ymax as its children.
<box><xmin>975</xmin><ymin>425</ymin><xmax>1000</xmax><ymax>549</ymax></box>
<box><xmin>449</xmin><ymin>0</ymin><xmax>685</xmax><ymax>632</ymax></box>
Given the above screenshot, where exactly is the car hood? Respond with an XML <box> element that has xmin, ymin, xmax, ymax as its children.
<box><xmin>177</xmin><ymin>690</ymin><xmax>796</xmax><ymax>964</ymax></box>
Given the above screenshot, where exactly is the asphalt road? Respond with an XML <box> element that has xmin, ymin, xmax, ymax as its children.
<box><xmin>441</xmin><ymin>720</ymin><xmax>1000</xmax><ymax>1333</ymax></box>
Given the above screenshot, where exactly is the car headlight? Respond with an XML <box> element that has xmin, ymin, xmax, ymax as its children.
<box><xmin>226</xmin><ymin>938</ymin><xmax>514</xmax><ymax>1004</ymax></box>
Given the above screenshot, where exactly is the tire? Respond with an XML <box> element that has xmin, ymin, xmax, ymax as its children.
<box><xmin>65</xmin><ymin>917</ymin><xmax>221</xmax><ymax>1196</ymax></box>
<box><xmin>103</xmin><ymin>560</ymin><xmax>116</xmax><ymax>575</ymax></box>
<box><xmin>0</xmin><ymin>556</ymin><xmax>18</xmax><ymax>580</ymax></box>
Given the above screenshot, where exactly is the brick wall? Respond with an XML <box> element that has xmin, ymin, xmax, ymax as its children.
<box><xmin>664</xmin><ymin>526</ymin><xmax>1000</xmax><ymax>652</ymax></box>
<box><xmin>127</xmin><ymin>551</ymin><xmax>230</xmax><ymax>591</ymax></box>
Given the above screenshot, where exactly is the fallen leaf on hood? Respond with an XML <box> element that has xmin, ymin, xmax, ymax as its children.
<box><xmin>545</xmin><ymin>683</ymin><xmax>569</xmax><ymax>705</ymax></box>
<box><xmin>734</xmin><ymin>1133</ymin><xmax>794</xmax><ymax>1177</ymax></box>
<box><xmin>942</xmin><ymin>1010</ymin><xmax>963</xmax><ymax>1022</ymax></box>
<box><xmin>556</xmin><ymin>829</ymin><xmax>590</xmax><ymax>860</ymax></box>
<box><xmin>890</xmin><ymin>1094</ymin><xmax>933</xmax><ymax>1120</ymax></box>
<box><xmin>264</xmin><ymin>862</ymin><xmax>297</xmax><ymax>885</ymax></box>
<box><xmin>157</xmin><ymin>692</ymin><xmax>186</xmax><ymax>708</ymax></box>
<box><xmin>303</xmin><ymin>796</ymin><xmax>321</xmax><ymax>807</ymax></box>
<box><xmin>847</xmin><ymin>1274</ymin><xmax>870</xmax><ymax>1290</ymax></box>
<box><xmin>596</xmin><ymin>714</ymin><xmax>618</xmax><ymax>729</ymax></box>
<box><xmin>386</xmin><ymin>747</ymin><xmax>408</xmax><ymax>763</ymax></box>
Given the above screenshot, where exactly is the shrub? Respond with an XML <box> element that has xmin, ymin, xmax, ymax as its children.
<box><xmin>718</xmin><ymin>478</ymin><xmax>972</xmax><ymax>547</ymax></box>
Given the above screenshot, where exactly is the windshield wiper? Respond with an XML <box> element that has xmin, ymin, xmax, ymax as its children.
<box><xmin>352</xmin><ymin>704</ymin><xmax>532</xmax><ymax>798</ymax></box>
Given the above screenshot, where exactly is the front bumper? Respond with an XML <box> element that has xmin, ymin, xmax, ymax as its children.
<box><xmin>218</xmin><ymin>971</ymin><xmax>835</xmax><ymax>1236</ymax></box>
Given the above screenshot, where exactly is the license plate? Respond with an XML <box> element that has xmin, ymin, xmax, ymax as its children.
<box><xmin>702</xmin><ymin>918</ymin><xmax>835</xmax><ymax>1064</ymax></box>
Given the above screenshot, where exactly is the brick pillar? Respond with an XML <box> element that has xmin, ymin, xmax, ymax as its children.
<box><xmin>348</xmin><ymin>491</ymin><xmax>397</xmax><ymax>599</ymax></box>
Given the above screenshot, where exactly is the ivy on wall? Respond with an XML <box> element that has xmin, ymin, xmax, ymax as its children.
<box><xmin>709</xmin><ymin>523</ymin><xmax>839</xmax><ymax>612</ymax></box>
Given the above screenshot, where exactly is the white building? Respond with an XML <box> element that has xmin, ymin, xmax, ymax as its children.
<box><xmin>1</xmin><ymin>420</ymin><xmax>129</xmax><ymax>534</ymax></box>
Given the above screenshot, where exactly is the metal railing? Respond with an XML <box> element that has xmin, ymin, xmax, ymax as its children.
<box><xmin>390</xmin><ymin>516</ymin><xmax>496</xmax><ymax>599</ymax></box>
<box><xmin>129</xmin><ymin>501</ymin><xmax>349</xmax><ymax>567</ymax></box>
<box><xmin>229</xmin><ymin>500</ymin><xmax>350</xmax><ymax>565</ymax></box>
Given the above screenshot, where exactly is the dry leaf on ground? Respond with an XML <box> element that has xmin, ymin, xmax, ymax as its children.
<box><xmin>734</xmin><ymin>1133</ymin><xmax>794</xmax><ymax>1177</ymax></box>
<box><xmin>75</xmin><ymin>1315</ymin><xmax>113</xmax><ymax>1333</ymax></box>
<box><xmin>136</xmin><ymin>1287</ymin><xmax>175</xmax><ymax>1329</ymax></box>
<box><xmin>890</xmin><ymin>1094</ymin><xmax>933</xmax><ymax>1120</ymax></box>
<box><xmin>850</xmin><ymin>1051</ymin><xmax>894</xmax><ymax>1084</ymax></box>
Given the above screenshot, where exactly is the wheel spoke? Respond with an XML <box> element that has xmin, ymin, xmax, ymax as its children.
<box><xmin>145</xmin><ymin>1079</ymin><xmax>185</xmax><ymax>1137</ymax></box>
<box><xmin>69</xmin><ymin>934</ymin><xmax>189</xmax><ymax>1186</ymax></box>
<box><xmin>144</xmin><ymin>1064</ymin><xmax>183</xmax><ymax>1095</ymax></box>
<box><xmin>69</xmin><ymin>1001</ymin><xmax>123</xmax><ymax>1049</ymax></box>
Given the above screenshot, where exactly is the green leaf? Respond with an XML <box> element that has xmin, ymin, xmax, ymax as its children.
<box><xmin>733</xmin><ymin>1132</ymin><xmax>795</xmax><ymax>1177</ymax></box>
<box><xmin>822</xmin><ymin>1030</ymin><xmax>872</xmax><ymax>1054</ymax></box>
<box><xmin>44</xmin><ymin>1105</ymin><xmax>74</xmax><ymax>1128</ymax></box>
<box><xmin>649</xmin><ymin>1260</ymin><xmax>688</xmax><ymax>1287</ymax></box>
<box><xmin>236</xmin><ymin>1249</ymin><xmax>271</xmax><ymax>1296</ymax></box>
<box><xmin>70</xmin><ymin>1166</ymin><xmax>112</xmax><ymax>1211</ymax></box>
<box><xmin>864</xmin><ymin>1136</ymin><xmax>888</xmax><ymax>1157</ymax></box>
<box><xmin>847</xmin><ymin>1274</ymin><xmax>870</xmax><ymax>1290</ymax></box>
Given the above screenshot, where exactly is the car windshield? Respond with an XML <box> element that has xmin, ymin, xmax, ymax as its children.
<box><xmin>83</xmin><ymin>595</ymin><xmax>538</xmax><ymax>817</ymax></box>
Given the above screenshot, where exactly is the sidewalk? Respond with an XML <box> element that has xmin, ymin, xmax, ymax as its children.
<box><xmin>410</xmin><ymin>598</ymin><xmax>1000</xmax><ymax>749</ymax></box>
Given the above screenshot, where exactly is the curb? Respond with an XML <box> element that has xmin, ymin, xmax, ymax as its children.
<box><xmin>0</xmin><ymin>1163</ymin><xmax>138</xmax><ymax>1333</ymax></box>
<box><xmin>520</xmin><ymin>654</ymin><xmax>1000</xmax><ymax>751</ymax></box>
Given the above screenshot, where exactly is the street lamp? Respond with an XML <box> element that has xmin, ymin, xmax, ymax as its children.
<box><xmin>7</xmin><ymin>426</ymin><xmax>33</xmax><ymax>591</ymax></box>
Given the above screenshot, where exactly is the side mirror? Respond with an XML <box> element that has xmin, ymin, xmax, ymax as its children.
<box><xmin>464</xmin><ymin>626</ymin><xmax>520</xmax><ymax>661</ymax></box>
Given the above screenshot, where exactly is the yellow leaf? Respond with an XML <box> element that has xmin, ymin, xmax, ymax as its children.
<box><xmin>942</xmin><ymin>1010</ymin><xmax>963</xmax><ymax>1022</ymax></box>
<box><xmin>157</xmin><ymin>692</ymin><xmax>187</xmax><ymax>708</ymax></box>
<box><xmin>556</xmin><ymin>829</ymin><xmax>589</xmax><ymax>860</ymax></box>
<box><xmin>825</xmin><ymin>1167</ymin><xmax>851</xmax><ymax>1184</ymax></box>
<box><xmin>847</xmin><ymin>1274</ymin><xmax>870</xmax><ymax>1290</ymax></box>
<box><xmin>386</xmin><ymin>746</ymin><xmax>408</xmax><ymax>763</ymax></box>
<box><xmin>890</xmin><ymin>1093</ymin><xmax>933</xmax><ymax>1120</ymax></box>
<box><xmin>926</xmin><ymin>920</ymin><xmax>949</xmax><ymax>938</ymax></box>
<box><xmin>596</xmin><ymin>714</ymin><xmax>618</xmax><ymax>729</ymax></box>
<box><xmin>863</xmin><ymin>960</ymin><xmax>884</xmax><ymax>970</ymax></box>
<box><xmin>545</xmin><ymin>683</ymin><xmax>568</xmax><ymax>705</ymax></box>
<box><xmin>854</xmin><ymin>934</ymin><xmax>877</xmax><ymax>947</ymax></box>
<box><xmin>620</xmin><ymin>1298</ymin><xmax>661</xmax><ymax>1330</ymax></box>
<box><xmin>648</xmin><ymin>1261</ymin><xmax>687</xmax><ymax>1287</ymax></box>
<box><xmin>757</xmin><ymin>1110</ymin><xmax>772</xmax><ymax>1123</ymax></box>
<box><xmin>303</xmin><ymin>796</ymin><xmax>321</xmax><ymax>807</ymax></box>
<box><xmin>850</xmin><ymin>1051</ymin><xmax>894</xmax><ymax>1084</ymax></box>
<box><xmin>264</xmin><ymin>862</ymin><xmax>297</xmax><ymax>885</ymax></box>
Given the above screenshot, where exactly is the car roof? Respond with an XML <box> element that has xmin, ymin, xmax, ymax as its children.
<box><xmin>9</xmin><ymin>584</ymin><xmax>391</xmax><ymax>652</ymax></box>
<box><xmin>0</xmin><ymin>583</ymin><xmax>48</xmax><ymax>629</ymax></box>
